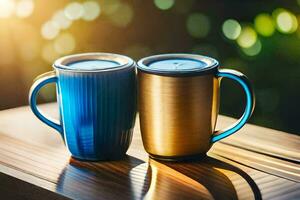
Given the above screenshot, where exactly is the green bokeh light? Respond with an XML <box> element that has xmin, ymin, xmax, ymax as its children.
<box><xmin>297</xmin><ymin>25</ymin><xmax>300</xmax><ymax>38</ymax></box>
<box><xmin>237</xmin><ymin>26</ymin><xmax>257</xmax><ymax>48</ymax></box>
<box><xmin>254</xmin><ymin>13</ymin><xmax>275</xmax><ymax>37</ymax></box>
<box><xmin>222</xmin><ymin>19</ymin><xmax>241</xmax><ymax>40</ymax></box>
<box><xmin>241</xmin><ymin>39</ymin><xmax>262</xmax><ymax>56</ymax></box>
<box><xmin>273</xmin><ymin>8</ymin><xmax>298</xmax><ymax>34</ymax></box>
<box><xmin>154</xmin><ymin>0</ymin><xmax>175</xmax><ymax>10</ymax></box>
<box><xmin>186</xmin><ymin>13</ymin><xmax>210</xmax><ymax>38</ymax></box>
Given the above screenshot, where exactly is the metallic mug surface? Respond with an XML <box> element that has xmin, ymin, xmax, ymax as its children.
<box><xmin>137</xmin><ymin>54</ymin><xmax>255</xmax><ymax>160</ymax></box>
<box><xmin>29</xmin><ymin>53</ymin><xmax>137</xmax><ymax>161</ymax></box>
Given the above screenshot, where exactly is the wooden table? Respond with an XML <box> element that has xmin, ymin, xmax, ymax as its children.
<box><xmin>0</xmin><ymin>103</ymin><xmax>299</xmax><ymax>200</ymax></box>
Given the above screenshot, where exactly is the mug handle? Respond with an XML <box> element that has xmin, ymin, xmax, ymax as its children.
<box><xmin>211</xmin><ymin>69</ymin><xmax>255</xmax><ymax>143</ymax></box>
<box><xmin>29</xmin><ymin>71</ymin><xmax>63</xmax><ymax>135</ymax></box>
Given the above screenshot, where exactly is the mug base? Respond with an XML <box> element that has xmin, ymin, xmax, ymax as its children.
<box><xmin>148</xmin><ymin>153</ymin><xmax>207</xmax><ymax>162</ymax></box>
<box><xmin>71</xmin><ymin>154</ymin><xmax>126</xmax><ymax>162</ymax></box>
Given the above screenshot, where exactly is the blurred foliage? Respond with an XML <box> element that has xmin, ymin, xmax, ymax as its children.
<box><xmin>0</xmin><ymin>0</ymin><xmax>300</xmax><ymax>134</ymax></box>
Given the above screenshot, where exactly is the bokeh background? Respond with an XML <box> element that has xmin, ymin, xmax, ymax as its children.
<box><xmin>0</xmin><ymin>0</ymin><xmax>299</xmax><ymax>135</ymax></box>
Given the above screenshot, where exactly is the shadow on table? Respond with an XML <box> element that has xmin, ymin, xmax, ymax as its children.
<box><xmin>56</xmin><ymin>156</ymin><xmax>144</xmax><ymax>200</ymax></box>
<box><xmin>140</xmin><ymin>157</ymin><xmax>262</xmax><ymax>200</ymax></box>
<box><xmin>56</xmin><ymin>156</ymin><xmax>261</xmax><ymax>200</ymax></box>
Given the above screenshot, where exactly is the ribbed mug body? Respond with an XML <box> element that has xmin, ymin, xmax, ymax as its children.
<box><xmin>57</xmin><ymin>67</ymin><xmax>137</xmax><ymax>160</ymax></box>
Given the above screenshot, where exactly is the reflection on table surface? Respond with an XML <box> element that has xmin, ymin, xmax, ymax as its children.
<box><xmin>57</xmin><ymin>156</ymin><xmax>260</xmax><ymax>200</ymax></box>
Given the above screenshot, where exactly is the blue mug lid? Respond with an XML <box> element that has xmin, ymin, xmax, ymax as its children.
<box><xmin>137</xmin><ymin>54</ymin><xmax>219</xmax><ymax>76</ymax></box>
<box><xmin>67</xmin><ymin>59</ymin><xmax>120</xmax><ymax>70</ymax></box>
<box><xmin>54</xmin><ymin>53</ymin><xmax>134</xmax><ymax>72</ymax></box>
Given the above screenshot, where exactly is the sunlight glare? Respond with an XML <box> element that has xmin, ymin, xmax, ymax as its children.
<box><xmin>82</xmin><ymin>1</ymin><xmax>101</xmax><ymax>21</ymax></box>
<box><xmin>0</xmin><ymin>0</ymin><xmax>16</xmax><ymax>18</ymax></box>
<box><xmin>41</xmin><ymin>21</ymin><xmax>60</xmax><ymax>40</ymax></box>
<box><xmin>15</xmin><ymin>0</ymin><xmax>34</xmax><ymax>18</ymax></box>
<box><xmin>52</xmin><ymin>10</ymin><xmax>72</xmax><ymax>29</ymax></box>
<box><xmin>64</xmin><ymin>2</ymin><xmax>83</xmax><ymax>20</ymax></box>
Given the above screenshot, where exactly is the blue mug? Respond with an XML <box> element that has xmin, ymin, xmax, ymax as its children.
<box><xmin>29</xmin><ymin>53</ymin><xmax>137</xmax><ymax>161</ymax></box>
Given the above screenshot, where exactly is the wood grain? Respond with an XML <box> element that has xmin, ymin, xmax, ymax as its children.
<box><xmin>0</xmin><ymin>103</ymin><xmax>299</xmax><ymax>200</ymax></box>
<box><xmin>217</xmin><ymin>116</ymin><xmax>300</xmax><ymax>163</ymax></box>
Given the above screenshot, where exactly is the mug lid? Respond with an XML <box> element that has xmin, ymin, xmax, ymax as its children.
<box><xmin>54</xmin><ymin>52</ymin><xmax>134</xmax><ymax>72</ymax></box>
<box><xmin>137</xmin><ymin>53</ymin><xmax>219</xmax><ymax>76</ymax></box>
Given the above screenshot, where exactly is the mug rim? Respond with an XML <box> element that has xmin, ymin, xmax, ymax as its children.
<box><xmin>137</xmin><ymin>53</ymin><xmax>219</xmax><ymax>76</ymax></box>
<box><xmin>53</xmin><ymin>52</ymin><xmax>135</xmax><ymax>72</ymax></box>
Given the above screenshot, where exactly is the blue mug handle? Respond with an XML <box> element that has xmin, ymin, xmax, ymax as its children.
<box><xmin>211</xmin><ymin>69</ymin><xmax>255</xmax><ymax>143</ymax></box>
<box><xmin>29</xmin><ymin>71</ymin><xmax>63</xmax><ymax>135</ymax></box>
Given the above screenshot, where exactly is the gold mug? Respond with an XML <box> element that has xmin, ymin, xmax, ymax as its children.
<box><xmin>137</xmin><ymin>54</ymin><xmax>255</xmax><ymax>161</ymax></box>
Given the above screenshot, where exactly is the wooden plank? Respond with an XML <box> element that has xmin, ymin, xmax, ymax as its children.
<box><xmin>0</xmin><ymin>132</ymin><xmax>299</xmax><ymax>200</ymax></box>
<box><xmin>0</xmin><ymin>103</ymin><xmax>299</xmax><ymax>199</ymax></box>
<box><xmin>211</xmin><ymin>143</ymin><xmax>300</xmax><ymax>182</ymax></box>
<box><xmin>217</xmin><ymin>116</ymin><xmax>300</xmax><ymax>163</ymax></box>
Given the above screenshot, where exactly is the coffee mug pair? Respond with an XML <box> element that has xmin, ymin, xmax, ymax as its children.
<box><xmin>29</xmin><ymin>53</ymin><xmax>255</xmax><ymax>161</ymax></box>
